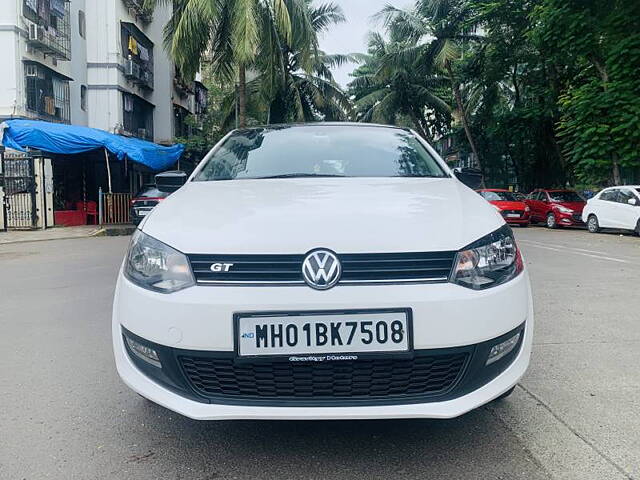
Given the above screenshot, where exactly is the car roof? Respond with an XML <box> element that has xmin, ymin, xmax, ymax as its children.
<box><xmin>602</xmin><ymin>185</ymin><xmax>640</xmax><ymax>189</ymax></box>
<box><xmin>233</xmin><ymin>122</ymin><xmax>412</xmax><ymax>133</ymax></box>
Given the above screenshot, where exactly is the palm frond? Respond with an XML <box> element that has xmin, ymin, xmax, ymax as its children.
<box><xmin>231</xmin><ymin>0</ymin><xmax>260</xmax><ymax>64</ymax></box>
<box><xmin>310</xmin><ymin>2</ymin><xmax>345</xmax><ymax>32</ymax></box>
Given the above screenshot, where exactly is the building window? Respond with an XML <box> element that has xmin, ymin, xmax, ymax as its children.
<box><xmin>121</xmin><ymin>22</ymin><xmax>154</xmax><ymax>90</ymax></box>
<box><xmin>194</xmin><ymin>81</ymin><xmax>208</xmax><ymax>116</ymax></box>
<box><xmin>78</xmin><ymin>10</ymin><xmax>86</xmax><ymax>38</ymax></box>
<box><xmin>24</xmin><ymin>62</ymin><xmax>70</xmax><ymax>123</ymax></box>
<box><xmin>23</xmin><ymin>0</ymin><xmax>71</xmax><ymax>61</ymax></box>
<box><xmin>173</xmin><ymin>105</ymin><xmax>191</xmax><ymax>138</ymax></box>
<box><xmin>122</xmin><ymin>93</ymin><xmax>154</xmax><ymax>140</ymax></box>
<box><xmin>80</xmin><ymin>85</ymin><xmax>87</xmax><ymax>111</ymax></box>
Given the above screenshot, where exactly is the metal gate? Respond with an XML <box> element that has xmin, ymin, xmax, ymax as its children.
<box><xmin>1</xmin><ymin>151</ymin><xmax>37</xmax><ymax>229</ymax></box>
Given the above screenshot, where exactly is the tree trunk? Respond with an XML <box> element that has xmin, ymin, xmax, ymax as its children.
<box><xmin>445</xmin><ymin>60</ymin><xmax>485</xmax><ymax>188</ymax></box>
<box><xmin>445</xmin><ymin>61</ymin><xmax>484</xmax><ymax>185</ymax></box>
<box><xmin>409</xmin><ymin>109</ymin><xmax>431</xmax><ymax>142</ymax></box>
<box><xmin>238</xmin><ymin>64</ymin><xmax>247</xmax><ymax>128</ymax></box>
<box><xmin>612</xmin><ymin>154</ymin><xmax>622</xmax><ymax>185</ymax></box>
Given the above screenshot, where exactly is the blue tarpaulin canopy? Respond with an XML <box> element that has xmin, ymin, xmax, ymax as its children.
<box><xmin>1</xmin><ymin>119</ymin><xmax>184</xmax><ymax>171</ymax></box>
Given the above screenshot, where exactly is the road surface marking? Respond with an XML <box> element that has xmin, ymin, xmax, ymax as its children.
<box><xmin>519</xmin><ymin>240</ymin><xmax>633</xmax><ymax>264</ymax></box>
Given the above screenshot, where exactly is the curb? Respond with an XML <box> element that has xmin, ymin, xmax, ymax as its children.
<box><xmin>0</xmin><ymin>225</ymin><xmax>134</xmax><ymax>245</ymax></box>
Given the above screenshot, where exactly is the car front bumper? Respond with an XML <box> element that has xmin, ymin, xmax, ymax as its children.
<box><xmin>556</xmin><ymin>211</ymin><xmax>584</xmax><ymax>226</ymax></box>
<box><xmin>113</xmin><ymin>270</ymin><xmax>534</xmax><ymax>420</ymax></box>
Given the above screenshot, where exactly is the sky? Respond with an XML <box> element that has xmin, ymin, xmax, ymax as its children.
<box><xmin>317</xmin><ymin>0</ymin><xmax>396</xmax><ymax>87</ymax></box>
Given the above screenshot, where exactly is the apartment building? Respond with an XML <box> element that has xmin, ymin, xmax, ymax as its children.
<box><xmin>0</xmin><ymin>0</ymin><xmax>207</xmax><ymax>143</ymax></box>
<box><xmin>0</xmin><ymin>0</ymin><xmax>207</xmax><ymax>231</ymax></box>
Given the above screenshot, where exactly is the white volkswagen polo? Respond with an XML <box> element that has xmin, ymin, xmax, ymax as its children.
<box><xmin>113</xmin><ymin>123</ymin><xmax>533</xmax><ymax>420</ymax></box>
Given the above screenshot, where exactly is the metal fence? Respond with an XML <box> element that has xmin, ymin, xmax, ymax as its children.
<box><xmin>1</xmin><ymin>151</ymin><xmax>37</xmax><ymax>230</ymax></box>
<box><xmin>99</xmin><ymin>190</ymin><xmax>132</xmax><ymax>224</ymax></box>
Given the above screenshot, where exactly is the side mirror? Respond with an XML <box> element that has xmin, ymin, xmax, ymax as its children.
<box><xmin>453</xmin><ymin>167</ymin><xmax>483</xmax><ymax>190</ymax></box>
<box><xmin>628</xmin><ymin>197</ymin><xmax>638</xmax><ymax>206</ymax></box>
<box><xmin>155</xmin><ymin>170</ymin><xmax>187</xmax><ymax>193</ymax></box>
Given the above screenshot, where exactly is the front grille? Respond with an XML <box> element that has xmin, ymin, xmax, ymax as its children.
<box><xmin>187</xmin><ymin>251</ymin><xmax>456</xmax><ymax>286</ymax></box>
<box><xmin>179</xmin><ymin>353</ymin><xmax>468</xmax><ymax>401</ymax></box>
<box><xmin>132</xmin><ymin>199</ymin><xmax>160</xmax><ymax>208</ymax></box>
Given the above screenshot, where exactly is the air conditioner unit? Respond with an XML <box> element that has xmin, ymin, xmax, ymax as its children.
<box><xmin>27</xmin><ymin>21</ymin><xmax>37</xmax><ymax>40</ymax></box>
<box><xmin>28</xmin><ymin>22</ymin><xmax>44</xmax><ymax>42</ymax></box>
<box><xmin>25</xmin><ymin>64</ymin><xmax>38</xmax><ymax>77</ymax></box>
<box><xmin>137</xmin><ymin>128</ymin><xmax>147</xmax><ymax>138</ymax></box>
<box><xmin>124</xmin><ymin>59</ymin><xmax>140</xmax><ymax>79</ymax></box>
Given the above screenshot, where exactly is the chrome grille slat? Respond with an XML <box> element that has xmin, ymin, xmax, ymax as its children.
<box><xmin>187</xmin><ymin>251</ymin><xmax>456</xmax><ymax>286</ymax></box>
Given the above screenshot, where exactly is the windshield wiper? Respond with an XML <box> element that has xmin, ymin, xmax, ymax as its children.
<box><xmin>251</xmin><ymin>173</ymin><xmax>347</xmax><ymax>179</ymax></box>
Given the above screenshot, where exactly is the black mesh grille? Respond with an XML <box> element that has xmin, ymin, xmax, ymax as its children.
<box><xmin>132</xmin><ymin>199</ymin><xmax>161</xmax><ymax>208</ymax></box>
<box><xmin>188</xmin><ymin>251</ymin><xmax>456</xmax><ymax>285</ymax></box>
<box><xmin>179</xmin><ymin>353</ymin><xmax>468</xmax><ymax>401</ymax></box>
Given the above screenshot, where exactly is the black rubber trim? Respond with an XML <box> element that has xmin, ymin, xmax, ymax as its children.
<box><xmin>121</xmin><ymin>322</ymin><xmax>525</xmax><ymax>407</ymax></box>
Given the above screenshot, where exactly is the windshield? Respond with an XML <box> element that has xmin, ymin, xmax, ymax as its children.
<box><xmin>480</xmin><ymin>191</ymin><xmax>517</xmax><ymax>202</ymax></box>
<box><xmin>548</xmin><ymin>191</ymin><xmax>584</xmax><ymax>203</ymax></box>
<box><xmin>194</xmin><ymin>126</ymin><xmax>448</xmax><ymax>181</ymax></box>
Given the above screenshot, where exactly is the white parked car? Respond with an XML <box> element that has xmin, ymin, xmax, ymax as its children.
<box><xmin>582</xmin><ymin>186</ymin><xmax>640</xmax><ymax>235</ymax></box>
<box><xmin>113</xmin><ymin>123</ymin><xmax>533</xmax><ymax>421</ymax></box>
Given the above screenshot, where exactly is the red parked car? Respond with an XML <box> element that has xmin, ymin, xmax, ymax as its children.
<box><xmin>525</xmin><ymin>189</ymin><xmax>586</xmax><ymax>228</ymax></box>
<box><xmin>477</xmin><ymin>189</ymin><xmax>531</xmax><ymax>226</ymax></box>
<box><xmin>130</xmin><ymin>185</ymin><xmax>170</xmax><ymax>225</ymax></box>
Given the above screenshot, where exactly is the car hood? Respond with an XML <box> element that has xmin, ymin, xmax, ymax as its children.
<box><xmin>490</xmin><ymin>200</ymin><xmax>527</xmax><ymax>210</ymax></box>
<box><xmin>142</xmin><ymin>178</ymin><xmax>504</xmax><ymax>254</ymax></box>
<box><xmin>554</xmin><ymin>201</ymin><xmax>585</xmax><ymax>211</ymax></box>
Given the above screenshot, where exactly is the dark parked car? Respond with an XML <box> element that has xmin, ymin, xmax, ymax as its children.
<box><xmin>130</xmin><ymin>185</ymin><xmax>170</xmax><ymax>225</ymax></box>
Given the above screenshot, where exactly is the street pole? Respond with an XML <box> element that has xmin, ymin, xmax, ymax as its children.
<box><xmin>103</xmin><ymin>147</ymin><xmax>112</xmax><ymax>194</ymax></box>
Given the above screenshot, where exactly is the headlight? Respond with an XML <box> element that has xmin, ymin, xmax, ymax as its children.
<box><xmin>124</xmin><ymin>230</ymin><xmax>195</xmax><ymax>293</ymax></box>
<box><xmin>450</xmin><ymin>226</ymin><xmax>524</xmax><ymax>290</ymax></box>
<box><xmin>556</xmin><ymin>205</ymin><xmax>573</xmax><ymax>214</ymax></box>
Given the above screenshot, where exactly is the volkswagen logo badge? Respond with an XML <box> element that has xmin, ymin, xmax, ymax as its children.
<box><xmin>302</xmin><ymin>249</ymin><xmax>342</xmax><ymax>290</ymax></box>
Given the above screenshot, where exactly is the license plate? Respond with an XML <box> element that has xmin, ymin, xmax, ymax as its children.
<box><xmin>236</xmin><ymin>310</ymin><xmax>411</xmax><ymax>358</ymax></box>
<box><xmin>506</xmin><ymin>213</ymin><xmax>520</xmax><ymax>218</ymax></box>
<box><xmin>136</xmin><ymin>208</ymin><xmax>152</xmax><ymax>217</ymax></box>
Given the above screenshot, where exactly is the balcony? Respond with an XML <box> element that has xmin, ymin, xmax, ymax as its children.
<box><xmin>124</xmin><ymin>59</ymin><xmax>154</xmax><ymax>90</ymax></box>
<box><xmin>25</xmin><ymin>22</ymin><xmax>71</xmax><ymax>61</ymax></box>
<box><xmin>122</xmin><ymin>0</ymin><xmax>153</xmax><ymax>23</ymax></box>
<box><xmin>23</xmin><ymin>0</ymin><xmax>71</xmax><ymax>61</ymax></box>
<box><xmin>25</xmin><ymin>62</ymin><xmax>71</xmax><ymax>124</ymax></box>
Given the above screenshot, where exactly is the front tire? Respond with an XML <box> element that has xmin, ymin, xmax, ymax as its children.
<box><xmin>635</xmin><ymin>219</ymin><xmax>640</xmax><ymax>237</ymax></box>
<box><xmin>587</xmin><ymin>215</ymin><xmax>600</xmax><ymax>233</ymax></box>
<box><xmin>495</xmin><ymin>386</ymin><xmax>516</xmax><ymax>401</ymax></box>
<box><xmin>546</xmin><ymin>213</ymin><xmax>557</xmax><ymax>229</ymax></box>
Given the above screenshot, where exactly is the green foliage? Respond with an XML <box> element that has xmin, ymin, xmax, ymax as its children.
<box><xmin>532</xmin><ymin>0</ymin><xmax>640</xmax><ymax>184</ymax></box>
<box><xmin>149</xmin><ymin>0</ymin><xmax>351</xmax><ymax>135</ymax></box>
<box><xmin>352</xmin><ymin>0</ymin><xmax>640</xmax><ymax>188</ymax></box>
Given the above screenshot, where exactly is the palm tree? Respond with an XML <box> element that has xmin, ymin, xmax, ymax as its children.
<box><xmin>265</xmin><ymin>2</ymin><xmax>353</xmax><ymax>123</ymax></box>
<box><xmin>147</xmin><ymin>0</ymin><xmax>316</xmax><ymax>127</ymax></box>
<box><xmin>349</xmin><ymin>32</ymin><xmax>451</xmax><ymax>141</ymax></box>
<box><xmin>376</xmin><ymin>0</ymin><xmax>484</xmax><ymax>172</ymax></box>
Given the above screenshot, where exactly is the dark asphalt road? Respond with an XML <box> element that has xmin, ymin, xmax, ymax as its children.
<box><xmin>1</xmin><ymin>228</ymin><xmax>638</xmax><ymax>480</ymax></box>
